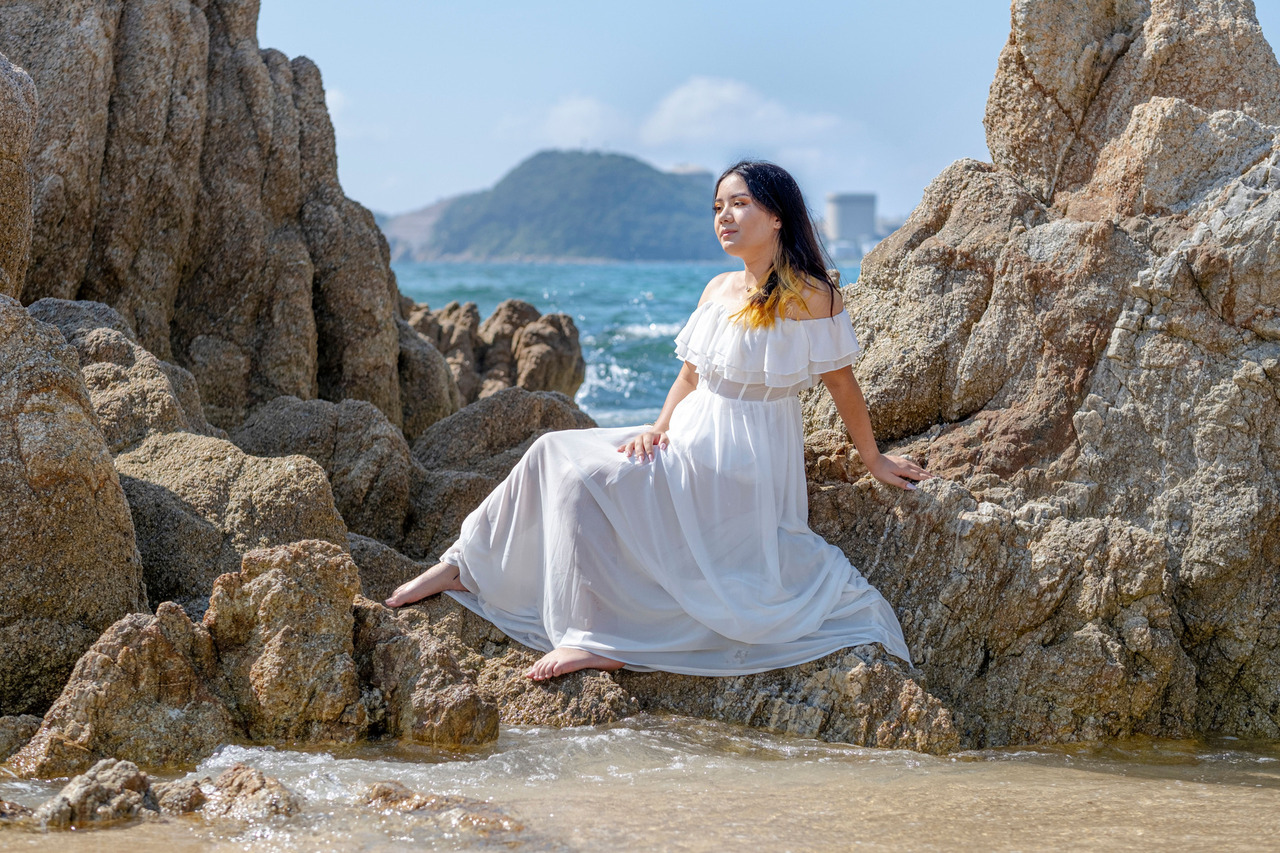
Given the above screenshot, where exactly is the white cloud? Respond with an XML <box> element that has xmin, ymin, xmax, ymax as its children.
<box><xmin>540</xmin><ymin>95</ymin><xmax>631</xmax><ymax>148</ymax></box>
<box><xmin>640</xmin><ymin>77</ymin><xmax>841</xmax><ymax>148</ymax></box>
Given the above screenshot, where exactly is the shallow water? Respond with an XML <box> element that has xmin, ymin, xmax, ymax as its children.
<box><xmin>4</xmin><ymin>716</ymin><xmax>1279</xmax><ymax>851</ymax></box>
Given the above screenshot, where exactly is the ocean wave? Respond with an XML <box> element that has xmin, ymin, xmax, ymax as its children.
<box><xmin>612</xmin><ymin>321</ymin><xmax>684</xmax><ymax>339</ymax></box>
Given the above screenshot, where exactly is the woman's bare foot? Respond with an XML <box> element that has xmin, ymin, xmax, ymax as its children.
<box><xmin>385</xmin><ymin>562</ymin><xmax>466</xmax><ymax>608</ymax></box>
<box><xmin>525</xmin><ymin>648</ymin><xmax>624</xmax><ymax>681</ymax></box>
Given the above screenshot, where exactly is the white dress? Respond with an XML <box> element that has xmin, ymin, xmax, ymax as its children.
<box><xmin>441</xmin><ymin>300</ymin><xmax>912</xmax><ymax>675</ymax></box>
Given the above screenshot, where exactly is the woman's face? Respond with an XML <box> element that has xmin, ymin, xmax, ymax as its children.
<box><xmin>713</xmin><ymin>173</ymin><xmax>781</xmax><ymax>260</ymax></box>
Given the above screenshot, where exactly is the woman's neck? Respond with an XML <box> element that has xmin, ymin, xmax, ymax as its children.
<box><xmin>740</xmin><ymin>253</ymin><xmax>773</xmax><ymax>290</ymax></box>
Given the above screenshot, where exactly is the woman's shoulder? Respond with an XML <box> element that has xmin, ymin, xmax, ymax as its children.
<box><xmin>783</xmin><ymin>277</ymin><xmax>845</xmax><ymax>321</ymax></box>
<box><xmin>697</xmin><ymin>271</ymin><xmax>736</xmax><ymax>306</ymax></box>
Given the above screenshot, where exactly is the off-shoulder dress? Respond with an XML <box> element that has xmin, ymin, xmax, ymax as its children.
<box><xmin>439</xmin><ymin>300</ymin><xmax>911</xmax><ymax>674</ymax></box>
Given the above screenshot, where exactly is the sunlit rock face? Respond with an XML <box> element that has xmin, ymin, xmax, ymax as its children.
<box><xmin>804</xmin><ymin>0</ymin><xmax>1280</xmax><ymax>745</ymax></box>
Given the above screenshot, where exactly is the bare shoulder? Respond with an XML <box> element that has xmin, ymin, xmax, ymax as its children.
<box><xmin>787</xmin><ymin>276</ymin><xmax>845</xmax><ymax>320</ymax></box>
<box><xmin>698</xmin><ymin>271</ymin><xmax>736</xmax><ymax>306</ymax></box>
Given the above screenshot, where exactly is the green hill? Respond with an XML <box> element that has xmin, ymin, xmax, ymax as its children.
<box><xmin>386</xmin><ymin>151</ymin><xmax>726</xmax><ymax>262</ymax></box>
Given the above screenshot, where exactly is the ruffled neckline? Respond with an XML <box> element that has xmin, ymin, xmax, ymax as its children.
<box><xmin>673</xmin><ymin>300</ymin><xmax>860</xmax><ymax>390</ymax></box>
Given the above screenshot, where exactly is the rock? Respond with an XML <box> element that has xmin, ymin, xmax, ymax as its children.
<box><xmin>622</xmin><ymin>645</ymin><xmax>959</xmax><ymax>754</ymax></box>
<box><xmin>231</xmin><ymin>396</ymin><xmax>413</xmax><ymax>545</ymax></box>
<box><xmin>152</xmin><ymin>777</ymin><xmax>207</xmax><ymax>815</ymax></box>
<box><xmin>203</xmin><ymin>540</ymin><xmax>367</xmax><ymax>742</ymax></box>
<box><xmin>403</xmin><ymin>387</ymin><xmax>595</xmax><ymax>559</ymax></box>
<box><xmin>410</xmin><ymin>300</ymin><xmax>586</xmax><ymax>404</ymax></box>
<box><xmin>352</xmin><ymin>597</ymin><xmax>499</xmax><ymax>747</ymax></box>
<box><xmin>201</xmin><ymin>763</ymin><xmax>299</xmax><ymax>820</ymax></box>
<box><xmin>0</xmin><ymin>799</ymin><xmax>32</xmax><ymax>824</ymax></box>
<box><xmin>31</xmin><ymin>758</ymin><xmax>158</xmax><ymax>829</ymax></box>
<box><xmin>0</xmin><ymin>2</ymin><xmax>405</xmax><ymax>431</ymax></box>
<box><xmin>397</xmin><ymin>317</ymin><xmax>461</xmax><ymax>443</ymax></box>
<box><xmin>347</xmin><ymin>533</ymin><xmax>427</xmax><ymax>602</ymax></box>
<box><xmin>0</xmin><ymin>51</ymin><xmax>35</xmax><ymax>300</ymax></box>
<box><xmin>407</xmin><ymin>596</ymin><xmax>638</xmax><ymax>728</ymax></box>
<box><xmin>27</xmin><ymin>298</ymin><xmax>220</xmax><ymax>452</ymax></box>
<box><xmin>10</xmin><ymin>602</ymin><xmax>241</xmax><ymax>779</ymax></box>
<box><xmin>115</xmin><ymin>431</ymin><xmax>346</xmax><ymax>607</ymax></box>
<box><xmin>0</xmin><ymin>714</ymin><xmax>39</xmax><ymax>762</ymax></box>
<box><xmin>0</xmin><ymin>295</ymin><xmax>146</xmax><ymax>716</ymax></box>
<box><xmin>362</xmin><ymin>780</ymin><xmax>525</xmax><ymax>838</ymax></box>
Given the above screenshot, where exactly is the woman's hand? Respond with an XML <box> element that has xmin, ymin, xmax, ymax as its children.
<box><xmin>866</xmin><ymin>453</ymin><xmax>933</xmax><ymax>490</ymax></box>
<box><xmin>618</xmin><ymin>429</ymin><xmax>669</xmax><ymax>463</ymax></box>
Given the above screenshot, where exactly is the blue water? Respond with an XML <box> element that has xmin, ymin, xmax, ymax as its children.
<box><xmin>394</xmin><ymin>260</ymin><xmax>860</xmax><ymax>427</ymax></box>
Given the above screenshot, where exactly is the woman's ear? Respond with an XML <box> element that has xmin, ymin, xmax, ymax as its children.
<box><xmin>772</xmin><ymin>216</ymin><xmax>782</xmax><ymax>231</ymax></box>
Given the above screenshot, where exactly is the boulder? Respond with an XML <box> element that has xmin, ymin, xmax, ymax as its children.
<box><xmin>512</xmin><ymin>312</ymin><xmax>587</xmax><ymax>398</ymax></box>
<box><xmin>0</xmin><ymin>295</ymin><xmax>146</xmax><ymax>716</ymax></box>
<box><xmin>352</xmin><ymin>597</ymin><xmax>499</xmax><ymax>747</ymax></box>
<box><xmin>203</xmin><ymin>540</ymin><xmax>367</xmax><ymax>742</ymax></box>
<box><xmin>27</xmin><ymin>298</ymin><xmax>220</xmax><ymax>452</ymax></box>
<box><xmin>231</xmin><ymin>396</ymin><xmax>413</xmax><ymax>545</ymax></box>
<box><xmin>114</xmin><ymin>431</ymin><xmax>346</xmax><ymax>608</ymax></box>
<box><xmin>397</xmin><ymin>317</ymin><xmax>461</xmax><ymax>443</ymax></box>
<box><xmin>0</xmin><ymin>51</ymin><xmax>35</xmax><ymax>300</ymax></box>
<box><xmin>201</xmin><ymin>763</ymin><xmax>300</xmax><ymax>820</ymax></box>
<box><xmin>347</xmin><ymin>533</ymin><xmax>427</xmax><ymax>602</ymax></box>
<box><xmin>10</xmin><ymin>602</ymin><xmax>241</xmax><ymax>779</ymax></box>
<box><xmin>31</xmin><ymin>759</ymin><xmax>158</xmax><ymax>829</ymax></box>
<box><xmin>151</xmin><ymin>777</ymin><xmax>207</xmax><ymax>815</ymax></box>
<box><xmin>0</xmin><ymin>714</ymin><xmax>39</xmax><ymax>762</ymax></box>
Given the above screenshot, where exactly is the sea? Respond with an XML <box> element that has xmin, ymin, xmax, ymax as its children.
<box><xmin>3</xmin><ymin>261</ymin><xmax>1280</xmax><ymax>850</ymax></box>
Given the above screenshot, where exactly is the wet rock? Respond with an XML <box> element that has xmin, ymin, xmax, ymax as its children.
<box><xmin>231</xmin><ymin>396</ymin><xmax>412</xmax><ymax>545</ymax></box>
<box><xmin>0</xmin><ymin>51</ymin><xmax>35</xmax><ymax>300</ymax></box>
<box><xmin>362</xmin><ymin>780</ymin><xmax>525</xmax><ymax>838</ymax></box>
<box><xmin>27</xmin><ymin>298</ymin><xmax>220</xmax><ymax>452</ymax></box>
<box><xmin>0</xmin><ymin>296</ymin><xmax>146</xmax><ymax>716</ymax></box>
<box><xmin>0</xmin><ymin>799</ymin><xmax>32</xmax><ymax>824</ymax></box>
<box><xmin>10</xmin><ymin>602</ymin><xmax>241</xmax><ymax>779</ymax></box>
<box><xmin>0</xmin><ymin>714</ymin><xmax>39</xmax><ymax>761</ymax></box>
<box><xmin>152</xmin><ymin>777</ymin><xmax>208</xmax><ymax>815</ymax></box>
<box><xmin>204</xmin><ymin>540</ymin><xmax>367</xmax><ymax>742</ymax></box>
<box><xmin>115</xmin><ymin>431</ymin><xmax>346</xmax><ymax>607</ymax></box>
<box><xmin>397</xmin><ymin>317</ymin><xmax>461</xmax><ymax>443</ymax></box>
<box><xmin>201</xmin><ymin>763</ymin><xmax>299</xmax><ymax>820</ymax></box>
<box><xmin>352</xmin><ymin>598</ymin><xmax>499</xmax><ymax>747</ymax></box>
<box><xmin>347</xmin><ymin>533</ymin><xmax>427</xmax><ymax>602</ymax></box>
<box><xmin>31</xmin><ymin>758</ymin><xmax>158</xmax><ymax>829</ymax></box>
<box><xmin>403</xmin><ymin>387</ymin><xmax>595</xmax><ymax>559</ymax></box>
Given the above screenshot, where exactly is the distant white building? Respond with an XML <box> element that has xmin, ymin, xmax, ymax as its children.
<box><xmin>825</xmin><ymin>192</ymin><xmax>877</xmax><ymax>259</ymax></box>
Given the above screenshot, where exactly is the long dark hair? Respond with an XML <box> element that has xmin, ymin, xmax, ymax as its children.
<box><xmin>716</xmin><ymin>160</ymin><xmax>838</xmax><ymax>328</ymax></box>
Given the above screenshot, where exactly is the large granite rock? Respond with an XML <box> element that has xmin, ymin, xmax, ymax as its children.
<box><xmin>232</xmin><ymin>396</ymin><xmax>413</xmax><ymax>545</ymax></box>
<box><xmin>0</xmin><ymin>51</ymin><xmax>34</xmax><ymax>300</ymax></box>
<box><xmin>0</xmin><ymin>296</ymin><xmax>146</xmax><ymax>716</ymax></box>
<box><xmin>800</xmin><ymin>0</ymin><xmax>1280</xmax><ymax>746</ymax></box>
<box><xmin>407</xmin><ymin>299</ymin><xmax>586</xmax><ymax>405</ymax></box>
<box><xmin>0</xmin><ymin>1</ymin><xmax>405</xmax><ymax>431</ymax></box>
<box><xmin>0</xmin><ymin>714</ymin><xmax>39</xmax><ymax>762</ymax></box>
<box><xmin>203</xmin><ymin>540</ymin><xmax>368</xmax><ymax>742</ymax></box>
<box><xmin>10</xmin><ymin>603</ymin><xmax>240</xmax><ymax>778</ymax></box>
<box><xmin>27</xmin><ymin>298</ymin><xmax>220</xmax><ymax>452</ymax></box>
<box><xmin>115</xmin><ymin>431</ymin><xmax>347</xmax><ymax>607</ymax></box>
<box><xmin>397</xmin><ymin>317</ymin><xmax>461</xmax><ymax>443</ymax></box>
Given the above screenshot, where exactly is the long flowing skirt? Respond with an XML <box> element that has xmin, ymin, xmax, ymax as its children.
<box><xmin>441</xmin><ymin>385</ymin><xmax>911</xmax><ymax>675</ymax></box>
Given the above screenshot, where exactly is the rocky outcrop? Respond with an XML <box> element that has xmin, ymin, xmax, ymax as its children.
<box><xmin>0</xmin><ymin>52</ymin><xmax>34</xmax><ymax>300</ymax></box>
<box><xmin>347</xmin><ymin>533</ymin><xmax>426</xmax><ymax>604</ymax></box>
<box><xmin>0</xmin><ymin>1</ymin><xmax>404</xmax><ymax>431</ymax></box>
<box><xmin>0</xmin><ymin>295</ymin><xmax>146</xmax><ymax>716</ymax></box>
<box><xmin>115</xmin><ymin>431</ymin><xmax>346</xmax><ymax>607</ymax></box>
<box><xmin>31</xmin><ymin>758</ymin><xmax>158</xmax><ymax>829</ymax></box>
<box><xmin>352</xmin><ymin>597</ymin><xmax>499</xmax><ymax>746</ymax></box>
<box><xmin>407</xmin><ymin>299</ymin><xmax>586</xmax><ymax>405</ymax></box>
<box><xmin>397</xmin><ymin>317</ymin><xmax>461</xmax><ymax>443</ymax></box>
<box><xmin>10</xmin><ymin>603</ymin><xmax>239</xmax><ymax>778</ymax></box>
<box><xmin>403</xmin><ymin>387</ymin><xmax>595</xmax><ymax>559</ymax></box>
<box><xmin>0</xmin><ymin>714</ymin><xmax>39</xmax><ymax>762</ymax></box>
<box><xmin>232</xmin><ymin>396</ymin><xmax>413</xmax><ymax>545</ymax></box>
<box><xmin>203</xmin><ymin>540</ymin><xmax>367</xmax><ymax>742</ymax></box>
<box><xmin>27</xmin><ymin>298</ymin><xmax>220</xmax><ymax>453</ymax></box>
<box><xmin>801</xmin><ymin>0</ymin><xmax>1280</xmax><ymax>745</ymax></box>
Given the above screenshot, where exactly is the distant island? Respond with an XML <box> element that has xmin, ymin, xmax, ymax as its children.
<box><xmin>379</xmin><ymin>150</ymin><xmax>726</xmax><ymax>262</ymax></box>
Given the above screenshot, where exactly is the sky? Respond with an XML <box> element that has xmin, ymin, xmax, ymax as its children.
<box><xmin>258</xmin><ymin>1</ymin><xmax>1280</xmax><ymax>220</ymax></box>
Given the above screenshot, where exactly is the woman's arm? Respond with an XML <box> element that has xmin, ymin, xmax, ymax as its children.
<box><xmin>819</xmin><ymin>366</ymin><xmax>932</xmax><ymax>489</ymax></box>
<box><xmin>618</xmin><ymin>361</ymin><xmax>699</xmax><ymax>462</ymax></box>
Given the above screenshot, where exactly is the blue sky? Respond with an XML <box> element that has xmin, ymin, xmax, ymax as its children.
<box><xmin>258</xmin><ymin>1</ymin><xmax>1280</xmax><ymax>219</ymax></box>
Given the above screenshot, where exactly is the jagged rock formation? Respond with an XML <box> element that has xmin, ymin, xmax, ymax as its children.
<box><xmin>0</xmin><ymin>295</ymin><xmax>147</xmax><ymax>716</ymax></box>
<box><xmin>0</xmin><ymin>52</ymin><xmax>34</xmax><ymax>299</ymax></box>
<box><xmin>407</xmin><ymin>299</ymin><xmax>586</xmax><ymax>405</ymax></box>
<box><xmin>802</xmin><ymin>0</ymin><xmax>1280</xmax><ymax>745</ymax></box>
<box><xmin>0</xmin><ymin>1</ymin><xmax>406</xmax><ymax>431</ymax></box>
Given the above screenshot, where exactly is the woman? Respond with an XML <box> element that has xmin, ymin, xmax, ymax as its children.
<box><xmin>387</xmin><ymin>160</ymin><xmax>931</xmax><ymax>681</ymax></box>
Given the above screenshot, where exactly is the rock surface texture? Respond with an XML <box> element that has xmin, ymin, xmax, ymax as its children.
<box><xmin>0</xmin><ymin>296</ymin><xmax>146</xmax><ymax>716</ymax></box>
<box><xmin>801</xmin><ymin>0</ymin><xmax>1280</xmax><ymax>745</ymax></box>
<box><xmin>0</xmin><ymin>51</ymin><xmax>34</xmax><ymax>300</ymax></box>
